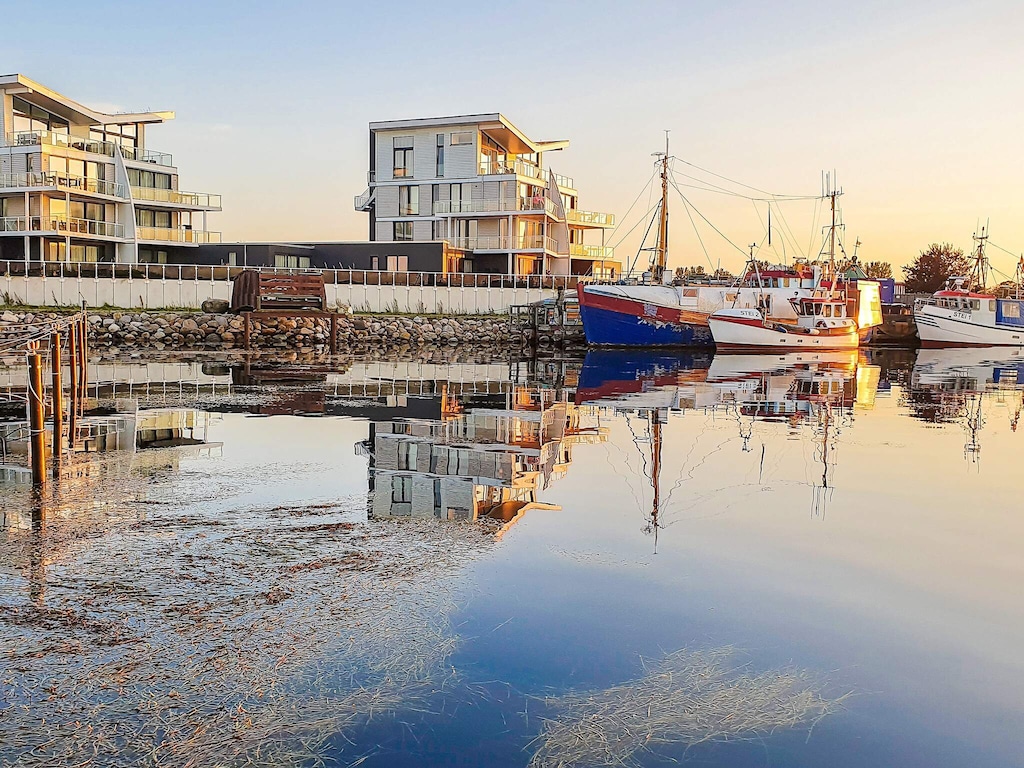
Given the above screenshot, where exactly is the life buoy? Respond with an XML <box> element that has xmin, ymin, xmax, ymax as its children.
<box><xmin>816</xmin><ymin>320</ymin><xmax>827</xmax><ymax>329</ymax></box>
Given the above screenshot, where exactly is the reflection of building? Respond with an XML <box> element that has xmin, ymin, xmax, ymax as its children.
<box><xmin>363</xmin><ymin>384</ymin><xmax>603</xmax><ymax>532</ymax></box>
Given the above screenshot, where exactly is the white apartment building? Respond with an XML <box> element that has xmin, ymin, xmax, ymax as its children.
<box><xmin>355</xmin><ymin>114</ymin><xmax>617</xmax><ymax>277</ymax></box>
<box><xmin>0</xmin><ymin>74</ymin><xmax>221</xmax><ymax>264</ymax></box>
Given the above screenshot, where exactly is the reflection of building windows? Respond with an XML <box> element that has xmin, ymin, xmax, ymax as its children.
<box><xmin>392</xmin><ymin>475</ymin><xmax>412</xmax><ymax>503</ymax></box>
<box><xmin>394</xmin><ymin>221</ymin><xmax>413</xmax><ymax>241</ymax></box>
<box><xmin>399</xmin><ymin>185</ymin><xmax>419</xmax><ymax>215</ymax></box>
<box><xmin>393</xmin><ymin>136</ymin><xmax>414</xmax><ymax>178</ymax></box>
<box><xmin>398</xmin><ymin>440</ymin><xmax>418</xmax><ymax>469</ymax></box>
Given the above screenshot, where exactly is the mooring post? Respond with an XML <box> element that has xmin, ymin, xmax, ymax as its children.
<box><xmin>50</xmin><ymin>332</ymin><xmax>63</xmax><ymax>477</ymax></box>
<box><xmin>27</xmin><ymin>351</ymin><xmax>47</xmax><ymax>486</ymax></box>
<box><xmin>68</xmin><ymin>320</ymin><xmax>79</xmax><ymax>449</ymax></box>
<box><xmin>79</xmin><ymin>315</ymin><xmax>89</xmax><ymax>405</ymax></box>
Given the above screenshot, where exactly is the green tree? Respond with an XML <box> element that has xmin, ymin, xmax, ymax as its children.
<box><xmin>903</xmin><ymin>243</ymin><xmax>971</xmax><ymax>293</ymax></box>
<box><xmin>864</xmin><ymin>261</ymin><xmax>893</xmax><ymax>279</ymax></box>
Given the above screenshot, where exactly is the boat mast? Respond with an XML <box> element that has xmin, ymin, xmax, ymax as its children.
<box><xmin>972</xmin><ymin>227</ymin><xmax>989</xmax><ymax>291</ymax></box>
<box><xmin>654</xmin><ymin>131</ymin><xmax>670</xmax><ymax>283</ymax></box>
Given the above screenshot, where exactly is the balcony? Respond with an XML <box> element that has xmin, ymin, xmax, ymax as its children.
<box><xmin>135</xmin><ymin>226</ymin><xmax>221</xmax><ymax>244</ymax></box>
<box><xmin>478</xmin><ymin>158</ymin><xmax>575</xmax><ymax>190</ymax></box>
<box><xmin>2</xmin><ymin>131</ymin><xmax>173</xmax><ymax>166</ymax></box>
<box><xmin>354</xmin><ymin>188</ymin><xmax>374</xmax><ymax>212</ymax></box>
<box><xmin>449</xmin><ymin>234</ymin><xmax>556</xmax><ymax>252</ymax></box>
<box><xmin>433</xmin><ymin>196</ymin><xmax>558</xmax><ymax>216</ymax></box>
<box><xmin>566</xmin><ymin>208</ymin><xmax>615</xmax><ymax>228</ymax></box>
<box><xmin>0</xmin><ymin>171</ymin><xmax>127</xmax><ymax>198</ymax></box>
<box><xmin>0</xmin><ymin>215</ymin><xmax>125</xmax><ymax>238</ymax></box>
<box><xmin>131</xmin><ymin>186</ymin><xmax>222</xmax><ymax>209</ymax></box>
<box><xmin>120</xmin><ymin>145</ymin><xmax>174</xmax><ymax>166</ymax></box>
<box><xmin>570</xmin><ymin>243</ymin><xmax>615</xmax><ymax>260</ymax></box>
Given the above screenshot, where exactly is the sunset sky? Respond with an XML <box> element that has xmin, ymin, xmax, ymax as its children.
<box><xmin>10</xmin><ymin>0</ymin><xmax>1024</xmax><ymax>277</ymax></box>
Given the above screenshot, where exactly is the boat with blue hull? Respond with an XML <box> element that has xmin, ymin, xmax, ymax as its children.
<box><xmin>577</xmin><ymin>286</ymin><xmax>715</xmax><ymax>347</ymax></box>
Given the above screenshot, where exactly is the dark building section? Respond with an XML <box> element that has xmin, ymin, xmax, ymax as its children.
<box><xmin>189</xmin><ymin>241</ymin><xmax>469</xmax><ymax>273</ymax></box>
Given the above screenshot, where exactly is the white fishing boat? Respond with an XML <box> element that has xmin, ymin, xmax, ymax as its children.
<box><xmin>914</xmin><ymin>230</ymin><xmax>1024</xmax><ymax>348</ymax></box>
<box><xmin>708</xmin><ymin>186</ymin><xmax>879</xmax><ymax>351</ymax></box>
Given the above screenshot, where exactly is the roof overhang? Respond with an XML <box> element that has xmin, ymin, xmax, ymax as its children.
<box><xmin>369</xmin><ymin>112</ymin><xmax>568</xmax><ymax>154</ymax></box>
<box><xmin>0</xmin><ymin>74</ymin><xmax>173</xmax><ymax>126</ymax></box>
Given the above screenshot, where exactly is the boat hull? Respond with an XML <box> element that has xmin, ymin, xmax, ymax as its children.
<box><xmin>709</xmin><ymin>311</ymin><xmax>859</xmax><ymax>350</ymax></box>
<box><xmin>578</xmin><ymin>288</ymin><xmax>714</xmax><ymax>347</ymax></box>
<box><xmin>915</xmin><ymin>306</ymin><xmax>1024</xmax><ymax>347</ymax></box>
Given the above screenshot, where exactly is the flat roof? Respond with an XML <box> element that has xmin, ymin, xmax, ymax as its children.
<box><xmin>369</xmin><ymin>113</ymin><xmax>568</xmax><ymax>155</ymax></box>
<box><xmin>0</xmin><ymin>73</ymin><xmax>173</xmax><ymax>126</ymax></box>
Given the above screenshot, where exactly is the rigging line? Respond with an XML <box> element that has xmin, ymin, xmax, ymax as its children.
<box><xmin>673</xmin><ymin>156</ymin><xmax>813</xmax><ymax>199</ymax></box>
<box><xmin>627</xmin><ymin>200</ymin><xmax>663</xmax><ymax>276</ymax></box>
<box><xmin>667</xmin><ymin>178</ymin><xmax>749</xmax><ymax>257</ymax></box>
<box><xmin>608</xmin><ymin>201</ymin><xmax>663</xmax><ymax>252</ymax></box>
<box><xmin>987</xmin><ymin>240</ymin><xmax>1023</xmax><ymax>260</ymax></box>
<box><xmin>770</xmin><ymin>198</ymin><xmax>809</xmax><ymax>260</ymax></box>
<box><xmin>678</xmin><ymin>194</ymin><xmax>715</xmax><ymax>271</ymax></box>
<box><xmin>605</xmin><ymin>167</ymin><xmax>659</xmax><ymax>245</ymax></box>
<box><xmin>671</xmin><ymin>166</ymin><xmax>819</xmax><ymax>201</ymax></box>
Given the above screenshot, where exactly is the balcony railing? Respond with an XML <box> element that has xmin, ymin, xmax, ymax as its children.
<box><xmin>478</xmin><ymin>158</ymin><xmax>575</xmax><ymax>189</ymax></box>
<box><xmin>120</xmin><ymin>145</ymin><xmax>174</xmax><ymax>166</ymax></box>
<box><xmin>131</xmin><ymin>186</ymin><xmax>222</xmax><ymax>208</ymax></box>
<box><xmin>449</xmin><ymin>235</ymin><xmax>556</xmax><ymax>252</ymax></box>
<box><xmin>569</xmin><ymin>243</ymin><xmax>615</xmax><ymax>260</ymax></box>
<box><xmin>3</xmin><ymin>131</ymin><xmax>172</xmax><ymax>166</ymax></box>
<box><xmin>135</xmin><ymin>226</ymin><xmax>221</xmax><ymax>244</ymax></box>
<box><xmin>0</xmin><ymin>215</ymin><xmax>125</xmax><ymax>238</ymax></box>
<box><xmin>0</xmin><ymin>171</ymin><xmax>127</xmax><ymax>198</ymax></box>
<box><xmin>433</xmin><ymin>196</ymin><xmax>558</xmax><ymax>216</ymax></box>
<box><xmin>566</xmin><ymin>209</ymin><xmax>615</xmax><ymax>227</ymax></box>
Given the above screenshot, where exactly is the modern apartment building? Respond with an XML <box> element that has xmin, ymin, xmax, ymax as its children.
<box><xmin>0</xmin><ymin>74</ymin><xmax>221</xmax><ymax>264</ymax></box>
<box><xmin>355</xmin><ymin>114</ymin><xmax>618</xmax><ymax>277</ymax></box>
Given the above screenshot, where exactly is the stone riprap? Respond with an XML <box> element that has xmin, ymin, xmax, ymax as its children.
<box><xmin>0</xmin><ymin>310</ymin><xmax>514</xmax><ymax>352</ymax></box>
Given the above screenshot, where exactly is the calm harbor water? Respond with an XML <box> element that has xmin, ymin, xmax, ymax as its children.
<box><xmin>2</xmin><ymin>346</ymin><xmax>1023</xmax><ymax>767</ymax></box>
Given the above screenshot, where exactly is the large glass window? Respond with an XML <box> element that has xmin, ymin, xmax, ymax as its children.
<box><xmin>436</xmin><ymin>134</ymin><xmax>445</xmax><ymax>177</ymax></box>
<box><xmin>387</xmin><ymin>255</ymin><xmax>409</xmax><ymax>271</ymax></box>
<box><xmin>394</xmin><ymin>221</ymin><xmax>414</xmax><ymax>241</ymax></box>
<box><xmin>450</xmin><ymin>131</ymin><xmax>473</xmax><ymax>145</ymax></box>
<box><xmin>398</xmin><ymin>185</ymin><xmax>419</xmax><ymax>215</ymax></box>
<box><xmin>12</xmin><ymin>97</ymin><xmax>69</xmax><ymax>134</ymax></box>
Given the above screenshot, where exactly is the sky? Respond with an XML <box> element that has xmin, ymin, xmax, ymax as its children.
<box><xmin>7</xmin><ymin>0</ymin><xmax>1024</xmax><ymax>277</ymax></box>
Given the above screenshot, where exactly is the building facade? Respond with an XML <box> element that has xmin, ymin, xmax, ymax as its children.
<box><xmin>0</xmin><ymin>74</ymin><xmax>221</xmax><ymax>264</ymax></box>
<box><xmin>355</xmin><ymin>114</ymin><xmax>618</xmax><ymax>278</ymax></box>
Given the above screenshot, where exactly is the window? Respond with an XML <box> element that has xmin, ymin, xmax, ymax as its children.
<box><xmin>392</xmin><ymin>475</ymin><xmax>412</xmax><ymax>503</ymax></box>
<box><xmin>228</xmin><ymin>252</ymin><xmax>237</xmax><ymax>266</ymax></box>
<box><xmin>398</xmin><ymin>440</ymin><xmax>418</xmax><ymax>469</ymax></box>
<box><xmin>273</xmin><ymin>254</ymin><xmax>311</xmax><ymax>268</ymax></box>
<box><xmin>433</xmin><ymin>220</ymin><xmax>447</xmax><ymax>240</ymax></box>
<box><xmin>139</xmin><ymin>249</ymin><xmax>168</xmax><ymax>264</ymax></box>
<box><xmin>436</xmin><ymin>133</ymin><xmax>445</xmax><ymax>177</ymax></box>
<box><xmin>394</xmin><ymin>221</ymin><xmax>413</xmax><ymax>241</ymax></box>
<box><xmin>398</xmin><ymin>185</ymin><xmax>419</xmax><ymax>215</ymax></box>
<box><xmin>393</xmin><ymin>136</ymin><xmax>414</xmax><ymax>178</ymax></box>
<box><xmin>386</xmin><ymin>255</ymin><xmax>409</xmax><ymax>271</ymax></box>
<box><xmin>450</xmin><ymin>131</ymin><xmax>473</xmax><ymax>145</ymax></box>
<box><xmin>1002</xmin><ymin>301</ymin><xmax>1020</xmax><ymax>319</ymax></box>
<box><xmin>371</xmin><ymin>256</ymin><xmax>379</xmax><ymax>270</ymax></box>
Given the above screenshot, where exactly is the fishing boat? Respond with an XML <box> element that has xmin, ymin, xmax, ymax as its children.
<box><xmin>914</xmin><ymin>230</ymin><xmax>1024</xmax><ymax>348</ymax></box>
<box><xmin>577</xmin><ymin>137</ymin><xmax>824</xmax><ymax>348</ymax></box>
<box><xmin>708</xmin><ymin>187</ymin><xmax>880</xmax><ymax>350</ymax></box>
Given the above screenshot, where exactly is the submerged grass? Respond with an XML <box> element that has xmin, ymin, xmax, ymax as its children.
<box><xmin>528</xmin><ymin>647</ymin><xmax>845</xmax><ymax>768</ymax></box>
<box><xmin>0</xmin><ymin>456</ymin><xmax>496</xmax><ymax>767</ymax></box>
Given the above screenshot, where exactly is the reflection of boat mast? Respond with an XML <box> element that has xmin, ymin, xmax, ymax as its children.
<box><xmin>964</xmin><ymin>392</ymin><xmax>984</xmax><ymax>464</ymax></box>
<box><xmin>646</xmin><ymin>412</ymin><xmax>662</xmax><ymax>553</ymax></box>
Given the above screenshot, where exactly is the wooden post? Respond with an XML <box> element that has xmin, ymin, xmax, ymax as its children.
<box><xmin>50</xmin><ymin>332</ymin><xmax>63</xmax><ymax>477</ymax></box>
<box><xmin>27</xmin><ymin>352</ymin><xmax>46</xmax><ymax>486</ymax></box>
<box><xmin>330</xmin><ymin>313</ymin><xmax>338</xmax><ymax>354</ymax></box>
<box><xmin>68</xmin><ymin>320</ymin><xmax>79</xmax><ymax>449</ymax></box>
<box><xmin>79</xmin><ymin>316</ymin><xmax>89</xmax><ymax>406</ymax></box>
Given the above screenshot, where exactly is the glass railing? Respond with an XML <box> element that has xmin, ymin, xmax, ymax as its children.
<box><xmin>448</xmin><ymin>235</ymin><xmax>556</xmax><ymax>251</ymax></box>
<box><xmin>0</xmin><ymin>172</ymin><xmax>127</xmax><ymax>198</ymax></box>
<box><xmin>570</xmin><ymin>243</ymin><xmax>615</xmax><ymax>259</ymax></box>
<box><xmin>131</xmin><ymin>187</ymin><xmax>222</xmax><ymax>208</ymax></box>
<box><xmin>433</xmin><ymin>197</ymin><xmax>557</xmax><ymax>215</ymax></box>
<box><xmin>3</xmin><ymin>131</ymin><xmax>173</xmax><ymax>165</ymax></box>
<box><xmin>120</xmin><ymin>145</ymin><xmax>174</xmax><ymax>166</ymax></box>
<box><xmin>0</xmin><ymin>215</ymin><xmax>125</xmax><ymax>238</ymax></box>
<box><xmin>478</xmin><ymin>158</ymin><xmax>575</xmax><ymax>189</ymax></box>
<box><xmin>566</xmin><ymin>209</ymin><xmax>615</xmax><ymax>227</ymax></box>
<box><xmin>5</xmin><ymin>130</ymin><xmax>117</xmax><ymax>157</ymax></box>
<box><xmin>135</xmin><ymin>226</ymin><xmax>221</xmax><ymax>244</ymax></box>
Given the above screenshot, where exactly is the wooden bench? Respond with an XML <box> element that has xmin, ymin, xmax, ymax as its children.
<box><xmin>230</xmin><ymin>270</ymin><xmax>340</xmax><ymax>353</ymax></box>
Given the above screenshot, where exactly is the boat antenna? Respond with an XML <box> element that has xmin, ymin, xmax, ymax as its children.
<box><xmin>972</xmin><ymin>225</ymin><xmax>990</xmax><ymax>291</ymax></box>
<box><xmin>651</xmin><ymin>130</ymin><xmax>671</xmax><ymax>283</ymax></box>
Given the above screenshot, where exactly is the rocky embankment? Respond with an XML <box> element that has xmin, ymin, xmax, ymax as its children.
<box><xmin>0</xmin><ymin>309</ymin><xmax>514</xmax><ymax>351</ymax></box>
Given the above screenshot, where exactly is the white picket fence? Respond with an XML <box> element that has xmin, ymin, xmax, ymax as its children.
<box><xmin>0</xmin><ymin>264</ymin><xmax>573</xmax><ymax>314</ymax></box>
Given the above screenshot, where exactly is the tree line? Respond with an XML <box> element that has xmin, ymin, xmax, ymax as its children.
<box><xmin>676</xmin><ymin>243</ymin><xmax>984</xmax><ymax>294</ymax></box>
